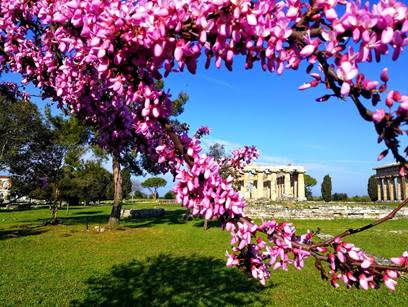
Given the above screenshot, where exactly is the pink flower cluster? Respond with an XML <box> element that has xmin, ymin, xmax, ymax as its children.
<box><xmin>194</xmin><ymin>126</ymin><xmax>211</xmax><ymax>139</ymax></box>
<box><xmin>221</xmin><ymin>146</ymin><xmax>260</xmax><ymax>171</ymax></box>
<box><xmin>327</xmin><ymin>237</ymin><xmax>404</xmax><ymax>291</ymax></box>
<box><xmin>173</xmin><ymin>138</ymin><xmax>248</xmax><ymax>220</ymax></box>
<box><xmin>1</xmin><ymin>0</ymin><xmax>407</xmax><ymax>159</ymax></box>
<box><xmin>225</xmin><ymin>219</ymin><xmax>313</xmax><ymax>285</ymax></box>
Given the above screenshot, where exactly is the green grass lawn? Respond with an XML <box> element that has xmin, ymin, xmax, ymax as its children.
<box><xmin>0</xmin><ymin>203</ymin><xmax>407</xmax><ymax>306</ymax></box>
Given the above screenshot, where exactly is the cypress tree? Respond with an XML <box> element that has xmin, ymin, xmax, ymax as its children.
<box><xmin>367</xmin><ymin>175</ymin><xmax>378</xmax><ymax>201</ymax></box>
<box><xmin>321</xmin><ymin>175</ymin><xmax>332</xmax><ymax>202</ymax></box>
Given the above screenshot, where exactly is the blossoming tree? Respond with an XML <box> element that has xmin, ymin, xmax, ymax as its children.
<box><xmin>1</xmin><ymin>0</ymin><xmax>408</xmax><ymax>291</ymax></box>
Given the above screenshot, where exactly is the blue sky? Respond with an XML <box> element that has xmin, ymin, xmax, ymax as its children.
<box><xmin>162</xmin><ymin>51</ymin><xmax>408</xmax><ymax>196</ymax></box>
<box><xmin>2</xmin><ymin>40</ymin><xmax>408</xmax><ymax>197</ymax></box>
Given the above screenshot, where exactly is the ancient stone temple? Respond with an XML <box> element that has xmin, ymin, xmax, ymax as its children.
<box><xmin>373</xmin><ymin>163</ymin><xmax>408</xmax><ymax>201</ymax></box>
<box><xmin>237</xmin><ymin>164</ymin><xmax>306</xmax><ymax>201</ymax></box>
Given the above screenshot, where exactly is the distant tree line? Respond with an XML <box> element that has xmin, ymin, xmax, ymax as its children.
<box><xmin>312</xmin><ymin>174</ymin><xmax>379</xmax><ymax>203</ymax></box>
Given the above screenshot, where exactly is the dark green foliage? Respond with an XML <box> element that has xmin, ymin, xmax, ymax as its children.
<box><xmin>58</xmin><ymin>159</ymin><xmax>114</xmax><ymax>205</ymax></box>
<box><xmin>0</xmin><ymin>95</ymin><xmax>64</xmax><ymax>200</ymax></box>
<box><xmin>367</xmin><ymin>175</ymin><xmax>378</xmax><ymax>201</ymax></box>
<box><xmin>164</xmin><ymin>190</ymin><xmax>175</xmax><ymax>199</ymax></box>
<box><xmin>78</xmin><ymin>161</ymin><xmax>113</xmax><ymax>204</ymax></box>
<box><xmin>332</xmin><ymin>193</ymin><xmax>348</xmax><ymax>201</ymax></box>
<box><xmin>121</xmin><ymin>168</ymin><xmax>132</xmax><ymax>199</ymax></box>
<box><xmin>350</xmin><ymin>195</ymin><xmax>372</xmax><ymax>202</ymax></box>
<box><xmin>133</xmin><ymin>190</ymin><xmax>146</xmax><ymax>199</ymax></box>
<box><xmin>304</xmin><ymin>174</ymin><xmax>317</xmax><ymax>199</ymax></box>
<box><xmin>321</xmin><ymin>175</ymin><xmax>332</xmax><ymax>202</ymax></box>
<box><xmin>44</xmin><ymin>107</ymin><xmax>90</xmax><ymax>151</ymax></box>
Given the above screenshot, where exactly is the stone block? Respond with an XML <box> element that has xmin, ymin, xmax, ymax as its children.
<box><xmin>121</xmin><ymin>208</ymin><xmax>165</xmax><ymax>219</ymax></box>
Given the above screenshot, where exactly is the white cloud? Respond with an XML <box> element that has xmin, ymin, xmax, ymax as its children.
<box><xmin>258</xmin><ymin>155</ymin><xmax>292</xmax><ymax>165</ymax></box>
<box><xmin>201</xmin><ymin>137</ymin><xmax>243</xmax><ymax>153</ymax></box>
<box><xmin>198</xmin><ymin>75</ymin><xmax>234</xmax><ymax>89</ymax></box>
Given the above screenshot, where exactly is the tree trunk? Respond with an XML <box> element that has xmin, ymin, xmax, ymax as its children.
<box><xmin>203</xmin><ymin>218</ymin><xmax>208</xmax><ymax>230</ymax></box>
<box><xmin>108</xmin><ymin>152</ymin><xmax>122</xmax><ymax>228</ymax></box>
<box><xmin>51</xmin><ymin>203</ymin><xmax>58</xmax><ymax>225</ymax></box>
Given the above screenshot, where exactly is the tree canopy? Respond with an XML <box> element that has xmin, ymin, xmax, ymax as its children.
<box><xmin>141</xmin><ymin>177</ymin><xmax>167</xmax><ymax>199</ymax></box>
<box><xmin>0</xmin><ymin>89</ymin><xmax>64</xmax><ymax>200</ymax></box>
<box><xmin>304</xmin><ymin>174</ymin><xmax>317</xmax><ymax>199</ymax></box>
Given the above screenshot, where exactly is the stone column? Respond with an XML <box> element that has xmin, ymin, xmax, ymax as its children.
<box><xmin>243</xmin><ymin>172</ymin><xmax>251</xmax><ymax>199</ymax></box>
<box><xmin>382</xmin><ymin>178</ymin><xmax>388</xmax><ymax>201</ymax></box>
<box><xmin>402</xmin><ymin>177</ymin><xmax>407</xmax><ymax>200</ymax></box>
<box><xmin>377</xmin><ymin>178</ymin><xmax>382</xmax><ymax>201</ymax></box>
<box><xmin>396</xmin><ymin>176</ymin><xmax>402</xmax><ymax>201</ymax></box>
<box><xmin>297</xmin><ymin>173</ymin><xmax>306</xmax><ymax>201</ymax></box>
<box><xmin>284</xmin><ymin>173</ymin><xmax>291</xmax><ymax>197</ymax></box>
<box><xmin>257</xmin><ymin>172</ymin><xmax>264</xmax><ymax>199</ymax></box>
<box><xmin>269</xmin><ymin>173</ymin><xmax>277</xmax><ymax>201</ymax></box>
<box><xmin>388</xmin><ymin>177</ymin><xmax>395</xmax><ymax>201</ymax></box>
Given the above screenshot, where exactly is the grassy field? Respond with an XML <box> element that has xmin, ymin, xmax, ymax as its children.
<box><xmin>0</xmin><ymin>203</ymin><xmax>408</xmax><ymax>306</ymax></box>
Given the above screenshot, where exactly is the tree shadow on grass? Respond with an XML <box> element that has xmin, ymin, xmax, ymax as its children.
<box><xmin>73</xmin><ymin>210</ymin><xmax>104</xmax><ymax>216</ymax></box>
<box><xmin>193</xmin><ymin>219</ymin><xmax>222</xmax><ymax>230</ymax></box>
<box><xmin>58</xmin><ymin>208</ymin><xmax>188</xmax><ymax>228</ymax></box>
<box><xmin>0</xmin><ymin>226</ymin><xmax>48</xmax><ymax>240</ymax></box>
<box><xmin>124</xmin><ymin>209</ymin><xmax>189</xmax><ymax>229</ymax></box>
<box><xmin>18</xmin><ymin>208</ymin><xmax>213</xmax><ymax>230</ymax></box>
<box><xmin>19</xmin><ymin>210</ymin><xmax>110</xmax><ymax>226</ymax></box>
<box><xmin>71</xmin><ymin>254</ymin><xmax>273</xmax><ymax>307</ymax></box>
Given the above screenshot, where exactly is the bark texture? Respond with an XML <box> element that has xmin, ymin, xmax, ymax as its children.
<box><xmin>108</xmin><ymin>153</ymin><xmax>122</xmax><ymax>228</ymax></box>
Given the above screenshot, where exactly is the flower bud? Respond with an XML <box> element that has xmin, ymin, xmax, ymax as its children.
<box><xmin>380</xmin><ymin>68</ymin><xmax>389</xmax><ymax>82</ymax></box>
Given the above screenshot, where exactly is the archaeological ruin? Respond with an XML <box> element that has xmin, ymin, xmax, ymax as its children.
<box><xmin>237</xmin><ymin>164</ymin><xmax>306</xmax><ymax>201</ymax></box>
<box><xmin>373</xmin><ymin>163</ymin><xmax>408</xmax><ymax>202</ymax></box>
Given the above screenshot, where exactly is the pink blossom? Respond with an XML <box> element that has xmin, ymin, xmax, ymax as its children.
<box><xmin>381</xmin><ymin>27</ymin><xmax>394</xmax><ymax>44</ymax></box>
<box><xmin>384</xmin><ymin>274</ymin><xmax>397</xmax><ymax>291</ymax></box>
<box><xmin>391</xmin><ymin>251</ymin><xmax>408</xmax><ymax>266</ymax></box>
<box><xmin>300</xmin><ymin>44</ymin><xmax>316</xmax><ymax>57</ymax></box>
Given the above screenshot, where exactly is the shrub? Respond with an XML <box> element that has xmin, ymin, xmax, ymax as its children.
<box><xmin>164</xmin><ymin>191</ymin><xmax>175</xmax><ymax>199</ymax></box>
<box><xmin>332</xmin><ymin>193</ymin><xmax>348</xmax><ymax>201</ymax></box>
<box><xmin>133</xmin><ymin>190</ymin><xmax>145</xmax><ymax>199</ymax></box>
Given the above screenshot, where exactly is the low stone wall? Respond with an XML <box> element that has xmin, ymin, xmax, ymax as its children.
<box><xmin>245</xmin><ymin>201</ymin><xmax>408</xmax><ymax>220</ymax></box>
<box><xmin>121</xmin><ymin>208</ymin><xmax>165</xmax><ymax>219</ymax></box>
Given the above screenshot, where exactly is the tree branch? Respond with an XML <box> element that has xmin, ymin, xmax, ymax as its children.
<box><xmin>312</xmin><ymin>198</ymin><xmax>408</xmax><ymax>248</ymax></box>
<box><xmin>159</xmin><ymin>119</ymin><xmax>194</xmax><ymax>168</ymax></box>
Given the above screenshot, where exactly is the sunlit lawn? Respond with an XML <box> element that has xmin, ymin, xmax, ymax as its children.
<box><xmin>0</xmin><ymin>203</ymin><xmax>407</xmax><ymax>306</ymax></box>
